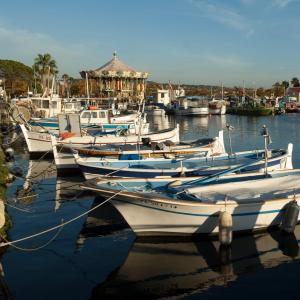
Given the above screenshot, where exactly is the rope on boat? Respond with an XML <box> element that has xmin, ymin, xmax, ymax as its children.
<box><xmin>0</xmin><ymin>221</ymin><xmax>64</xmax><ymax>251</ymax></box>
<box><xmin>0</xmin><ymin>190</ymin><xmax>124</xmax><ymax>248</ymax></box>
<box><xmin>4</xmin><ymin>201</ymin><xmax>32</xmax><ymax>213</ymax></box>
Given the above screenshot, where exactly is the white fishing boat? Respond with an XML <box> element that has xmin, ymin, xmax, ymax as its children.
<box><xmin>208</xmin><ymin>99</ymin><xmax>226</xmax><ymax>115</ymax></box>
<box><xmin>30</xmin><ymin>94</ymin><xmax>63</xmax><ymax>118</ymax></box>
<box><xmin>75</xmin><ymin>144</ymin><xmax>292</xmax><ymax>180</ymax></box>
<box><xmin>51</xmin><ymin>131</ymin><xmax>226</xmax><ymax>172</ymax></box>
<box><xmin>83</xmin><ymin>166</ymin><xmax>300</xmax><ymax>236</ymax></box>
<box><xmin>172</xmin><ymin>97</ymin><xmax>209</xmax><ymax>116</ymax></box>
<box><xmin>144</xmin><ymin>105</ymin><xmax>165</xmax><ymax>116</ymax></box>
<box><xmin>29</xmin><ymin>108</ymin><xmax>148</xmax><ymax>134</ymax></box>
<box><xmin>20</xmin><ymin>123</ymin><xmax>180</xmax><ymax>156</ymax></box>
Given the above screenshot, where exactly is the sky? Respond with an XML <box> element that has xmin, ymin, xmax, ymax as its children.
<box><xmin>0</xmin><ymin>0</ymin><xmax>300</xmax><ymax>87</ymax></box>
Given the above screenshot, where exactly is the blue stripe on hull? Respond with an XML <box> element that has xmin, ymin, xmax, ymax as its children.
<box><xmin>30</xmin><ymin>121</ymin><xmax>130</xmax><ymax>130</ymax></box>
<box><xmin>81</xmin><ymin>165</ymin><xmax>181</xmax><ymax>178</ymax></box>
<box><xmin>80</xmin><ymin>157</ymin><xmax>282</xmax><ymax>179</ymax></box>
<box><xmin>113</xmin><ymin>198</ymin><xmax>284</xmax><ymax>217</ymax></box>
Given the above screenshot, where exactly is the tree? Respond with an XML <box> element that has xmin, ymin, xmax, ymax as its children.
<box><xmin>33</xmin><ymin>53</ymin><xmax>58</xmax><ymax>94</ymax></box>
<box><xmin>291</xmin><ymin>77</ymin><xmax>300</xmax><ymax>87</ymax></box>
<box><xmin>0</xmin><ymin>59</ymin><xmax>33</xmax><ymax>95</ymax></box>
<box><xmin>281</xmin><ymin>80</ymin><xmax>289</xmax><ymax>95</ymax></box>
<box><xmin>281</xmin><ymin>80</ymin><xmax>289</xmax><ymax>89</ymax></box>
<box><xmin>61</xmin><ymin>73</ymin><xmax>70</xmax><ymax>97</ymax></box>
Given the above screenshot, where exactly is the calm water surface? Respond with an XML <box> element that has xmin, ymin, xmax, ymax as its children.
<box><xmin>1</xmin><ymin>114</ymin><xmax>300</xmax><ymax>299</ymax></box>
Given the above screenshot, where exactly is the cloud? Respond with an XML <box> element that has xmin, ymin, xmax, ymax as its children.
<box><xmin>272</xmin><ymin>0</ymin><xmax>295</xmax><ymax>8</ymax></box>
<box><xmin>205</xmin><ymin>54</ymin><xmax>251</xmax><ymax>68</ymax></box>
<box><xmin>0</xmin><ymin>25</ymin><xmax>100</xmax><ymax>76</ymax></box>
<box><xmin>189</xmin><ymin>0</ymin><xmax>255</xmax><ymax>36</ymax></box>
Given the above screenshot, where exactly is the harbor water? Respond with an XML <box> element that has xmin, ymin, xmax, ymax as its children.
<box><xmin>2</xmin><ymin>114</ymin><xmax>300</xmax><ymax>299</ymax></box>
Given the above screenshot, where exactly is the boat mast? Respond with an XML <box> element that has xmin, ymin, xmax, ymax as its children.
<box><xmin>221</xmin><ymin>82</ymin><xmax>224</xmax><ymax>100</ymax></box>
<box><xmin>242</xmin><ymin>80</ymin><xmax>246</xmax><ymax>104</ymax></box>
<box><xmin>261</xmin><ymin>125</ymin><xmax>271</xmax><ymax>176</ymax></box>
<box><xmin>85</xmin><ymin>72</ymin><xmax>90</xmax><ymax>105</ymax></box>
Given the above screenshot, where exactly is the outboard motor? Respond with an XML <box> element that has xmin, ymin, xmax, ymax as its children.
<box><xmin>156</xmin><ymin>142</ymin><xmax>165</xmax><ymax>150</ymax></box>
<box><xmin>142</xmin><ymin>137</ymin><xmax>151</xmax><ymax>146</ymax></box>
<box><xmin>150</xmin><ymin>142</ymin><xmax>158</xmax><ymax>150</ymax></box>
<box><xmin>164</xmin><ymin>140</ymin><xmax>175</xmax><ymax>147</ymax></box>
<box><xmin>2</xmin><ymin>137</ymin><xmax>11</xmax><ymax>150</ymax></box>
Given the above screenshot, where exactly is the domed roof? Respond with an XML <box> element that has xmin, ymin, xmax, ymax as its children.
<box><xmin>94</xmin><ymin>52</ymin><xmax>136</xmax><ymax>73</ymax></box>
<box><xmin>80</xmin><ymin>52</ymin><xmax>148</xmax><ymax>79</ymax></box>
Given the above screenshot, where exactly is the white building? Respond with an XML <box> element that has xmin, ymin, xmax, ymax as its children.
<box><xmin>155</xmin><ymin>88</ymin><xmax>185</xmax><ymax>106</ymax></box>
<box><xmin>156</xmin><ymin>89</ymin><xmax>170</xmax><ymax>106</ymax></box>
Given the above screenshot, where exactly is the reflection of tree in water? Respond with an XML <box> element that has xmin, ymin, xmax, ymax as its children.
<box><xmin>90</xmin><ymin>227</ymin><xmax>300</xmax><ymax>300</ymax></box>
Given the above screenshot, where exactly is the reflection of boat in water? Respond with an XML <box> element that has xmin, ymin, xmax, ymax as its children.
<box><xmin>55</xmin><ymin>175</ymin><xmax>92</xmax><ymax>211</ymax></box>
<box><xmin>23</xmin><ymin>159</ymin><xmax>56</xmax><ymax>189</ymax></box>
<box><xmin>91</xmin><ymin>227</ymin><xmax>300</xmax><ymax>299</ymax></box>
<box><xmin>16</xmin><ymin>159</ymin><xmax>57</xmax><ymax>204</ymax></box>
<box><xmin>75</xmin><ymin>196</ymin><xmax>129</xmax><ymax>249</ymax></box>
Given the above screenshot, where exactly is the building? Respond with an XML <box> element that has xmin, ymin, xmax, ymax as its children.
<box><xmin>156</xmin><ymin>89</ymin><xmax>170</xmax><ymax>106</ymax></box>
<box><xmin>80</xmin><ymin>52</ymin><xmax>149</xmax><ymax>102</ymax></box>
<box><xmin>286</xmin><ymin>87</ymin><xmax>300</xmax><ymax>102</ymax></box>
<box><xmin>155</xmin><ymin>87</ymin><xmax>185</xmax><ymax>106</ymax></box>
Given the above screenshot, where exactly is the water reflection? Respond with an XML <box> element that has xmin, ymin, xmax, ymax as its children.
<box><xmin>76</xmin><ymin>196</ymin><xmax>128</xmax><ymax>250</ymax></box>
<box><xmin>91</xmin><ymin>227</ymin><xmax>300</xmax><ymax>299</ymax></box>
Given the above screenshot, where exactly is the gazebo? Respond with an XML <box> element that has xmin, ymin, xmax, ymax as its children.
<box><xmin>80</xmin><ymin>52</ymin><xmax>149</xmax><ymax>102</ymax></box>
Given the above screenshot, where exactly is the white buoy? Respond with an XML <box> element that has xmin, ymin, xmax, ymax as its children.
<box><xmin>219</xmin><ymin>211</ymin><xmax>233</xmax><ymax>246</ymax></box>
<box><xmin>5</xmin><ymin>147</ymin><xmax>14</xmax><ymax>161</ymax></box>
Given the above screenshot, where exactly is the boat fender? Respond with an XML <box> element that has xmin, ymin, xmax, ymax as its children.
<box><xmin>5</xmin><ymin>147</ymin><xmax>14</xmax><ymax>161</ymax></box>
<box><xmin>281</xmin><ymin>200</ymin><xmax>299</xmax><ymax>233</ymax></box>
<box><xmin>219</xmin><ymin>211</ymin><xmax>232</xmax><ymax>246</ymax></box>
<box><xmin>219</xmin><ymin>245</ymin><xmax>233</xmax><ymax>275</ymax></box>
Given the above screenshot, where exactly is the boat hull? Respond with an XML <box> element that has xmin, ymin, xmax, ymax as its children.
<box><xmin>208</xmin><ymin>106</ymin><xmax>226</xmax><ymax>115</ymax></box>
<box><xmin>77</xmin><ymin>148</ymin><xmax>292</xmax><ymax>180</ymax></box>
<box><xmin>20</xmin><ymin>124</ymin><xmax>180</xmax><ymax>155</ymax></box>
<box><xmin>86</xmin><ymin>186</ymin><xmax>300</xmax><ymax>235</ymax></box>
<box><xmin>175</xmin><ymin>107</ymin><xmax>208</xmax><ymax>116</ymax></box>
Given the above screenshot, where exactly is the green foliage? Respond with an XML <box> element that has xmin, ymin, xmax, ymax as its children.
<box><xmin>33</xmin><ymin>53</ymin><xmax>58</xmax><ymax>93</ymax></box>
<box><xmin>291</xmin><ymin>77</ymin><xmax>300</xmax><ymax>87</ymax></box>
<box><xmin>0</xmin><ymin>59</ymin><xmax>33</xmax><ymax>81</ymax></box>
<box><xmin>0</xmin><ymin>60</ymin><xmax>33</xmax><ymax>95</ymax></box>
<box><xmin>33</xmin><ymin>53</ymin><xmax>58</xmax><ymax>76</ymax></box>
<box><xmin>281</xmin><ymin>80</ymin><xmax>289</xmax><ymax>89</ymax></box>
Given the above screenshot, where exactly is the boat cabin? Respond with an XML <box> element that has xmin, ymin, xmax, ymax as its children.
<box><xmin>79</xmin><ymin>109</ymin><xmax>114</xmax><ymax>124</ymax></box>
<box><xmin>63</xmin><ymin>99</ymin><xmax>82</xmax><ymax>114</ymax></box>
<box><xmin>30</xmin><ymin>94</ymin><xmax>62</xmax><ymax>118</ymax></box>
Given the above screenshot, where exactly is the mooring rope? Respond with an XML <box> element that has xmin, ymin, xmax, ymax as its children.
<box><xmin>0</xmin><ymin>189</ymin><xmax>124</xmax><ymax>248</ymax></box>
<box><xmin>0</xmin><ymin>221</ymin><xmax>64</xmax><ymax>251</ymax></box>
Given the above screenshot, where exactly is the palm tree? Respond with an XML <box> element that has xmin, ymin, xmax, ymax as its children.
<box><xmin>33</xmin><ymin>53</ymin><xmax>58</xmax><ymax>94</ymax></box>
<box><xmin>61</xmin><ymin>73</ymin><xmax>69</xmax><ymax>97</ymax></box>
<box><xmin>291</xmin><ymin>77</ymin><xmax>300</xmax><ymax>87</ymax></box>
<box><xmin>281</xmin><ymin>80</ymin><xmax>289</xmax><ymax>95</ymax></box>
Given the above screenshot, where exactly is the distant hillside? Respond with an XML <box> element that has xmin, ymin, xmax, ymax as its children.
<box><xmin>0</xmin><ymin>60</ymin><xmax>33</xmax><ymax>95</ymax></box>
